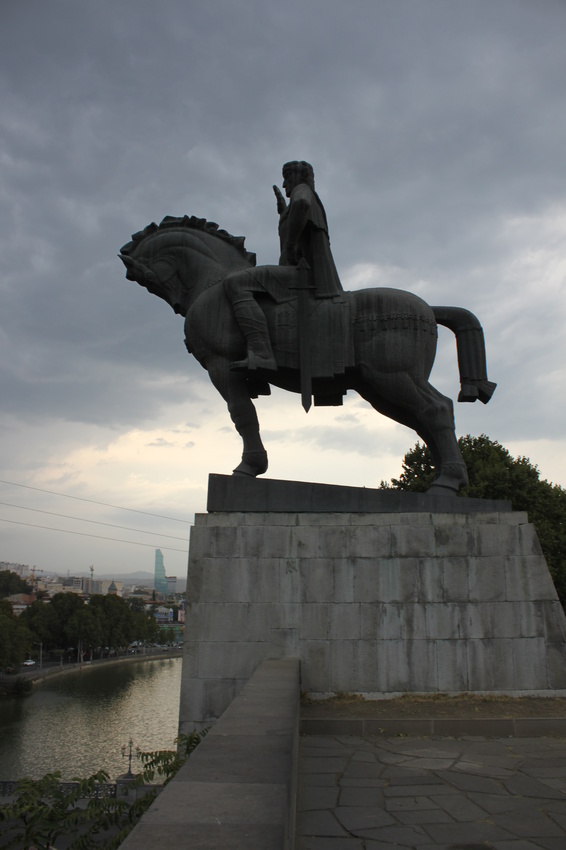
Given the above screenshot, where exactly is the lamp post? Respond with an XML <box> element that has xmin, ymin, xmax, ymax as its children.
<box><xmin>121</xmin><ymin>738</ymin><xmax>135</xmax><ymax>779</ymax></box>
<box><xmin>34</xmin><ymin>641</ymin><xmax>43</xmax><ymax>673</ymax></box>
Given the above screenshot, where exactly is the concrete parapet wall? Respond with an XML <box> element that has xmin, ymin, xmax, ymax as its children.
<box><xmin>180</xmin><ymin>509</ymin><xmax>566</xmax><ymax>730</ymax></box>
<box><xmin>120</xmin><ymin>658</ymin><xmax>300</xmax><ymax>850</ymax></box>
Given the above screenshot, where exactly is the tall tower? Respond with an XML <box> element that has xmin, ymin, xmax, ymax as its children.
<box><xmin>154</xmin><ymin>549</ymin><xmax>168</xmax><ymax>595</ymax></box>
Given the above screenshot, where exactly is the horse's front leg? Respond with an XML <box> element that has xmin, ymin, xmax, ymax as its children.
<box><xmin>207</xmin><ymin>358</ymin><xmax>268</xmax><ymax>477</ymax></box>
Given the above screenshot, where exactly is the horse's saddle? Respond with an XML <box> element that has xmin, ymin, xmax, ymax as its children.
<box><xmin>251</xmin><ymin>294</ymin><xmax>354</xmax><ymax>406</ymax></box>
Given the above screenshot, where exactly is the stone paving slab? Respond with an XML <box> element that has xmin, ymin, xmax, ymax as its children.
<box><xmin>296</xmin><ymin>734</ymin><xmax>566</xmax><ymax>849</ymax></box>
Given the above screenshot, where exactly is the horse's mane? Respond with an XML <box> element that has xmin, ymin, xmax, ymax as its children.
<box><xmin>120</xmin><ymin>215</ymin><xmax>256</xmax><ymax>266</ymax></box>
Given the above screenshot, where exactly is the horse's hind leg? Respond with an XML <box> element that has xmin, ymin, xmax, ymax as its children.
<box><xmin>357</xmin><ymin>371</ymin><xmax>467</xmax><ymax>494</ymax></box>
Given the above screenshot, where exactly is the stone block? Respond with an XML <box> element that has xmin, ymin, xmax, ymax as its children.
<box><xmin>240</xmin><ymin>524</ymin><xmax>294</xmax><ymax>558</ymax></box>
<box><xmin>302</xmin><ymin>641</ymin><xmax>331</xmax><ymax>692</ymax></box>
<box><xmin>300</xmin><ymin>558</ymin><xmax>335</xmax><ymax>602</ymax></box>
<box><xmin>490</xmin><ymin>600</ymin><xmax>543</xmax><ymax>638</ymax></box>
<box><xmin>377</xmin><ymin>640</ymin><xmax>438</xmax><ymax>692</ymax></box>
<box><xmin>546</xmin><ymin>643</ymin><xmax>566</xmax><ymax>689</ymax></box>
<box><xmin>468</xmin><ymin>556</ymin><xmax>507</xmax><ymax>602</ymax></box>
<box><xmin>467</xmin><ymin>639</ymin><xmax>515</xmax><ymax>691</ymax></box>
<box><xmin>442</xmin><ymin>557</ymin><xmax>470</xmax><ymax>601</ymax></box>
<box><xmin>266</xmin><ymin>602</ymin><xmax>300</xmax><ymax>632</ymax></box>
<box><xmin>186</xmin><ymin>557</ymin><xmax>204</xmax><ymax>600</ymax></box>
<box><xmin>399</xmin><ymin>603</ymin><xmax>427</xmax><ymax>640</ymax></box>
<box><xmin>202</xmin><ymin>678</ymin><xmax>239</xmax><ymax>722</ymax></box>
<box><xmin>186</xmin><ymin>525</ymin><xmax>214</xmax><ymax>560</ymax></box>
<box><xmin>347</xmin><ymin>524</ymin><xmax>392</xmax><ymax>557</ymax></box>
<box><xmin>200</xmin><ymin>557</ymin><xmax>248</xmax><ymax>603</ymax></box>
<box><xmin>294</xmin><ymin>526</ymin><xmax>321</xmax><ymax>558</ymax></box>
<box><xmin>475</xmin><ymin>523</ymin><xmax>520</xmax><ymax>557</ymax></box>
<box><xmin>375</xmin><ymin>559</ymin><xmax>421</xmax><ymax>603</ymax></box>
<box><xmin>246</xmin><ymin>603</ymin><xmax>273</xmax><ymax>640</ymax></box>
<box><xmin>251</xmin><ymin>559</ymin><xmax>283</xmax><ymax>602</ymax></box>
<box><xmin>330</xmin><ymin>640</ymin><xmax>357</xmax><ymax>691</ymax></box>
<box><xmin>390</xmin><ymin>525</ymin><xmax>436</xmax><ymax>557</ymax></box>
<box><xmin>301</xmin><ymin>603</ymin><xmax>331</xmax><ymax>639</ymax></box>
<box><xmin>434</xmin><ymin>523</ymin><xmax>475</xmax><ymax>556</ymax></box>
<box><xmin>333</xmin><ymin>559</ymin><xmax>355</xmax><ymax>602</ymax></box>
<box><xmin>178</xmin><ymin>678</ymin><xmax>206</xmax><ymax>735</ymax></box>
<box><xmin>542</xmin><ymin>601</ymin><xmax>566</xmax><ymax>643</ymax></box>
<box><xmin>505</xmin><ymin>555</ymin><xmax>558</xmax><ymax>602</ymax></box>
<box><xmin>180</xmin><ymin>637</ymin><xmax>200</xmax><ymax>678</ymax></box>
<box><xmin>511</xmin><ymin>637</ymin><xmax>548</xmax><ymax>690</ymax></box>
<box><xmin>435</xmin><ymin>639</ymin><xmax>469</xmax><ymax>691</ymax></box>
<box><xmin>353</xmin><ymin>640</ymin><xmax>379</xmax><ymax>691</ymax></box>
<box><xmin>198</xmin><ymin>641</ymin><xmax>264</xmax><ymax>680</ymax></box>
<box><xmin>279</xmin><ymin>557</ymin><xmax>299</xmax><ymax>599</ymax></box>
<box><xmin>203</xmin><ymin>603</ymin><xmax>249</xmax><ymax>641</ymax></box>
<box><xmin>429</xmin><ymin>602</ymin><xmax>486</xmax><ymax>640</ymax></box>
<box><xmin>268</xmin><ymin>627</ymin><xmax>299</xmax><ymax>658</ymax></box>
<box><xmin>318</xmin><ymin>525</ymin><xmax>347</xmax><ymax>558</ymax></box>
<box><xmin>416</xmin><ymin>559</ymin><xmax>444</xmax><ymax>602</ymax></box>
<box><xmin>329</xmin><ymin>603</ymin><xmax>361</xmax><ymax>640</ymax></box>
<box><xmin>361</xmin><ymin>602</ymin><xmax>401</xmax><ymax>641</ymax></box>
<box><xmin>183</xmin><ymin>602</ymin><xmax>203</xmax><ymax>641</ymax></box>
<box><xmin>212</xmin><ymin>525</ymin><xmax>240</xmax><ymax>557</ymax></box>
<box><xmin>352</xmin><ymin>558</ymin><xmax>386</xmax><ymax>603</ymax></box>
<box><xmin>519</xmin><ymin>522</ymin><xmax>545</xmax><ymax>556</ymax></box>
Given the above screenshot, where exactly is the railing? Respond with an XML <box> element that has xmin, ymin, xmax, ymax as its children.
<box><xmin>0</xmin><ymin>780</ymin><xmax>119</xmax><ymax>798</ymax></box>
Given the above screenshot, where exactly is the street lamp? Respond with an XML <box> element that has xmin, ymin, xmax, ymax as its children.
<box><xmin>34</xmin><ymin>641</ymin><xmax>43</xmax><ymax>673</ymax></box>
<box><xmin>121</xmin><ymin>738</ymin><xmax>135</xmax><ymax>779</ymax></box>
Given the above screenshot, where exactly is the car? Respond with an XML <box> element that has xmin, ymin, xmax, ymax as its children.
<box><xmin>22</xmin><ymin>659</ymin><xmax>36</xmax><ymax>666</ymax></box>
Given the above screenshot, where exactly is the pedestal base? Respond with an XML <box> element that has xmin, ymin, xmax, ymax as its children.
<box><xmin>179</xmin><ymin>479</ymin><xmax>566</xmax><ymax>732</ymax></box>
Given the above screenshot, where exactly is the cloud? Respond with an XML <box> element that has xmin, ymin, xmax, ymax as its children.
<box><xmin>2</xmin><ymin>0</ymin><xmax>566</xmax><ymax>573</ymax></box>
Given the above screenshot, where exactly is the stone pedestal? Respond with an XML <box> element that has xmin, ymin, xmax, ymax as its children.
<box><xmin>179</xmin><ymin>476</ymin><xmax>566</xmax><ymax>733</ymax></box>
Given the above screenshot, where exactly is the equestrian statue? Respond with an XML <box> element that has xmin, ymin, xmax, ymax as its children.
<box><xmin>119</xmin><ymin>161</ymin><xmax>496</xmax><ymax>495</ymax></box>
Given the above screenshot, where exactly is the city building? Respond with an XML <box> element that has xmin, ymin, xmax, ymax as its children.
<box><xmin>154</xmin><ymin>549</ymin><xmax>168</xmax><ymax>595</ymax></box>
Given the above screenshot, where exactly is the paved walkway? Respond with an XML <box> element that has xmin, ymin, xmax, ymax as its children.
<box><xmin>296</xmin><ymin>734</ymin><xmax>566</xmax><ymax>849</ymax></box>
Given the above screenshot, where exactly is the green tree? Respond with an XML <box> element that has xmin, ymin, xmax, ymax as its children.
<box><xmin>49</xmin><ymin>593</ymin><xmax>87</xmax><ymax>650</ymax></box>
<box><xmin>0</xmin><ymin>571</ymin><xmax>32</xmax><ymax>599</ymax></box>
<box><xmin>20</xmin><ymin>599</ymin><xmax>58</xmax><ymax>651</ymax></box>
<box><xmin>0</xmin><ymin>732</ymin><xmax>207</xmax><ymax>849</ymax></box>
<box><xmin>67</xmin><ymin>606</ymin><xmax>104</xmax><ymax>662</ymax></box>
<box><xmin>89</xmin><ymin>594</ymin><xmax>135</xmax><ymax>649</ymax></box>
<box><xmin>0</xmin><ymin>600</ymin><xmax>32</xmax><ymax>669</ymax></box>
<box><xmin>384</xmin><ymin>434</ymin><xmax>566</xmax><ymax>603</ymax></box>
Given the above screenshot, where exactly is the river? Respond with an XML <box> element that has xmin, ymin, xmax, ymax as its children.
<box><xmin>0</xmin><ymin>657</ymin><xmax>182</xmax><ymax>782</ymax></box>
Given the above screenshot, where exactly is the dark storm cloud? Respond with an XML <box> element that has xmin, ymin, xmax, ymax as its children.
<box><xmin>1</xmin><ymin>0</ymin><xmax>565</xmax><ymax>474</ymax></box>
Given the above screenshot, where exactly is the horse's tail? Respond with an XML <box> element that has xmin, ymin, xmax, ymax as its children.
<box><xmin>432</xmin><ymin>306</ymin><xmax>497</xmax><ymax>404</ymax></box>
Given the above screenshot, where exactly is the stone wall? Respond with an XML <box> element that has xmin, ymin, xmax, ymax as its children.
<box><xmin>179</xmin><ymin>506</ymin><xmax>566</xmax><ymax>732</ymax></box>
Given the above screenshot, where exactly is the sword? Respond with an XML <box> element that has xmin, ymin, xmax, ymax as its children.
<box><xmin>292</xmin><ymin>258</ymin><xmax>314</xmax><ymax>412</ymax></box>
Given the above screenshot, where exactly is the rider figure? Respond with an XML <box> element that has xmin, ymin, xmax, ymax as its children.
<box><xmin>225</xmin><ymin>161</ymin><xmax>343</xmax><ymax>372</ymax></box>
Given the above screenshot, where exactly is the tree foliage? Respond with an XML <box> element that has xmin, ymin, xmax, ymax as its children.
<box><xmin>0</xmin><ymin>571</ymin><xmax>32</xmax><ymax>599</ymax></box>
<box><xmin>0</xmin><ymin>600</ymin><xmax>32</xmax><ymax>669</ymax></box>
<box><xmin>385</xmin><ymin>434</ymin><xmax>566</xmax><ymax>603</ymax></box>
<box><xmin>0</xmin><ymin>732</ymin><xmax>208</xmax><ymax>849</ymax></box>
<box><xmin>20</xmin><ymin>592</ymin><xmax>161</xmax><ymax>660</ymax></box>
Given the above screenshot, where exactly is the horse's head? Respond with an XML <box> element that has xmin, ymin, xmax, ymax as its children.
<box><xmin>119</xmin><ymin>245</ymin><xmax>188</xmax><ymax>316</ymax></box>
<box><xmin>120</xmin><ymin>216</ymin><xmax>256</xmax><ymax>317</ymax></box>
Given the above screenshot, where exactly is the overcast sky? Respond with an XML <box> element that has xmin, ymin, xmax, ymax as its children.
<box><xmin>1</xmin><ymin>0</ymin><xmax>565</xmax><ymax>579</ymax></box>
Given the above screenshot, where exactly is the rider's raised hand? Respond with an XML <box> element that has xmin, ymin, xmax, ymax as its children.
<box><xmin>273</xmin><ymin>185</ymin><xmax>287</xmax><ymax>214</ymax></box>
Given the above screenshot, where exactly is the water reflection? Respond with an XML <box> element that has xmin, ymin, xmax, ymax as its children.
<box><xmin>0</xmin><ymin>658</ymin><xmax>182</xmax><ymax>781</ymax></box>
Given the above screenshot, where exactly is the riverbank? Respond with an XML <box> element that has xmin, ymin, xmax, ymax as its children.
<box><xmin>0</xmin><ymin>649</ymin><xmax>183</xmax><ymax>694</ymax></box>
<box><xmin>0</xmin><ymin>656</ymin><xmax>183</xmax><ymax>781</ymax></box>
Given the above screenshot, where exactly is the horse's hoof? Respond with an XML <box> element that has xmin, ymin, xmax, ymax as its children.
<box><xmin>426</xmin><ymin>481</ymin><xmax>459</xmax><ymax>496</ymax></box>
<box><xmin>232</xmin><ymin>466</ymin><xmax>257</xmax><ymax>477</ymax></box>
<box><xmin>232</xmin><ymin>450</ymin><xmax>268</xmax><ymax>478</ymax></box>
<box><xmin>426</xmin><ymin>463</ymin><xmax>468</xmax><ymax>496</ymax></box>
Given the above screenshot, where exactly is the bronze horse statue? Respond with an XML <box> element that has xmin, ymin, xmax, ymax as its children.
<box><xmin>119</xmin><ymin>215</ymin><xmax>495</xmax><ymax>494</ymax></box>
